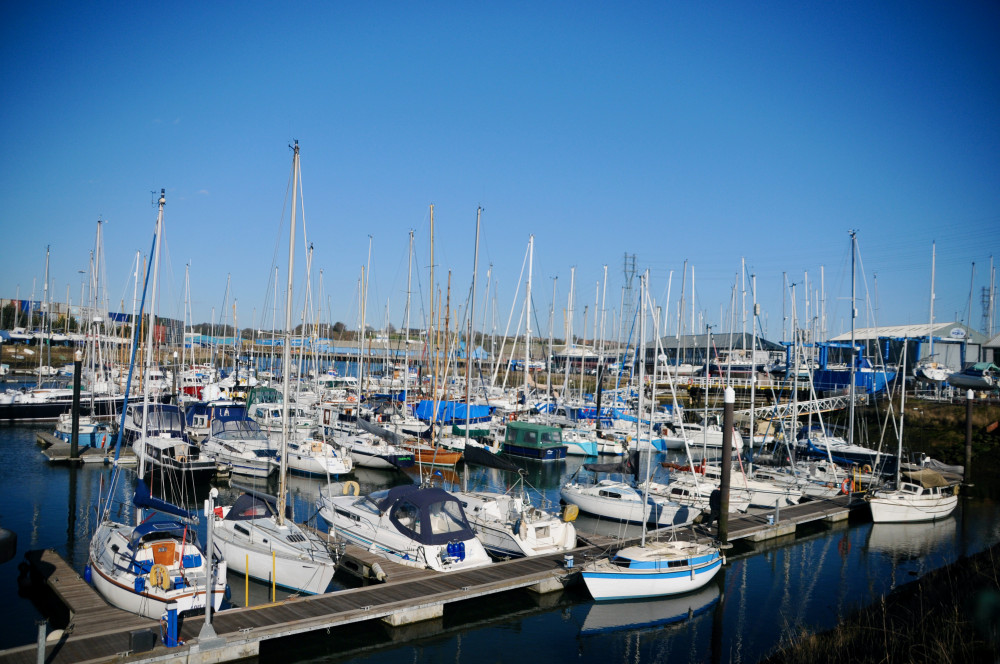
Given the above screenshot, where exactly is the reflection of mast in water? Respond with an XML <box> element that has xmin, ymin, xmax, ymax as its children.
<box><xmin>711</xmin><ymin>561</ymin><xmax>727</xmax><ymax>664</ymax></box>
<box><xmin>67</xmin><ymin>465</ymin><xmax>78</xmax><ymax>567</ymax></box>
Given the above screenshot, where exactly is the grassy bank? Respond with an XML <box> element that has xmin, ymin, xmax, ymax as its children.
<box><xmin>763</xmin><ymin>541</ymin><xmax>1000</xmax><ymax>663</ymax></box>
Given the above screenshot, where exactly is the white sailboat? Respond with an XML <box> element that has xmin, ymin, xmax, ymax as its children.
<box><xmin>581</xmin><ymin>273</ymin><xmax>723</xmax><ymax>601</ymax></box>
<box><xmin>211</xmin><ymin>142</ymin><xmax>337</xmax><ymax>595</ymax></box>
<box><xmin>88</xmin><ymin>190</ymin><xmax>226</xmax><ymax>620</ymax></box>
<box><xmin>868</xmin><ymin>344</ymin><xmax>959</xmax><ymax>523</ymax></box>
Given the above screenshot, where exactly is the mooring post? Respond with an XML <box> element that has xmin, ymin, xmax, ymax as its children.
<box><xmin>198</xmin><ymin>487</ymin><xmax>223</xmax><ymax>646</ymax></box>
<box><xmin>718</xmin><ymin>387</ymin><xmax>735</xmax><ymax>545</ymax></box>
<box><xmin>70</xmin><ymin>349</ymin><xmax>82</xmax><ymax>459</ymax></box>
<box><xmin>35</xmin><ymin>619</ymin><xmax>46</xmax><ymax>664</ymax></box>
<box><xmin>964</xmin><ymin>389</ymin><xmax>974</xmax><ymax>487</ymax></box>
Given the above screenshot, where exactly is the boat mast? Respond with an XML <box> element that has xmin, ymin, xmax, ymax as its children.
<box><xmin>403</xmin><ymin>229</ymin><xmax>413</xmax><ymax>410</ymax></box>
<box><xmin>277</xmin><ymin>142</ymin><xmax>300</xmax><ymax>526</ymax></box>
<box><xmin>929</xmin><ymin>241</ymin><xmax>936</xmax><ymax>360</ymax></box>
<box><xmin>848</xmin><ymin>230</ymin><xmax>857</xmax><ymax>447</ymax></box>
<box><xmin>523</xmin><ymin>235</ymin><xmax>534</xmax><ymax>414</ymax></box>
<box><xmin>563</xmin><ymin>266</ymin><xmax>574</xmax><ymax>402</ymax></box>
<box><xmin>464</xmin><ymin>208</ymin><xmax>481</xmax><ymax>450</ymax></box>
<box><xmin>138</xmin><ymin>189</ymin><xmax>165</xmax><ymax>510</ymax></box>
<box><xmin>547</xmin><ymin>277</ymin><xmax>556</xmax><ymax>404</ymax></box>
<box><xmin>637</xmin><ymin>272</ymin><xmax>650</xmax><ymax>547</ymax></box>
<box><xmin>38</xmin><ymin>245</ymin><xmax>50</xmax><ymax>387</ymax></box>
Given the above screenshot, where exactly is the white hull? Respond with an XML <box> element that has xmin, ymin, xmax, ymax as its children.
<box><xmin>869</xmin><ymin>491</ymin><xmax>958</xmax><ymax>523</ymax></box>
<box><xmin>452</xmin><ymin>490</ymin><xmax>577</xmax><ymax>558</ymax></box>
<box><xmin>582</xmin><ymin>540</ymin><xmax>723</xmax><ymax>601</ymax></box>
<box><xmin>560</xmin><ymin>480</ymin><xmax>696</xmax><ymax>526</ymax></box>
<box><xmin>89</xmin><ymin>521</ymin><xmax>226</xmax><ymax>620</ymax></box>
<box><xmin>215</xmin><ymin>519</ymin><xmax>335</xmax><ymax>594</ymax></box>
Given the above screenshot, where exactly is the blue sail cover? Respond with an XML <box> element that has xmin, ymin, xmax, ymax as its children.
<box><xmin>413</xmin><ymin>400</ymin><xmax>493</xmax><ymax>424</ymax></box>
<box><xmin>133</xmin><ymin>479</ymin><xmax>196</xmax><ymax>521</ymax></box>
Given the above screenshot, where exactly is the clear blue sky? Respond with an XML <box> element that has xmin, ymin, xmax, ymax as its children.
<box><xmin>2</xmin><ymin>2</ymin><xmax>998</xmax><ymax>343</ymax></box>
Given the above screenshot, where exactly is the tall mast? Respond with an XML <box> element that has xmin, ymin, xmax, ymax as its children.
<box><xmin>848</xmin><ymin>230</ymin><xmax>857</xmax><ymax>447</ymax></box>
<box><xmin>38</xmin><ymin>245</ymin><xmax>50</xmax><ymax>386</ymax></box>
<box><xmin>563</xmin><ymin>266</ymin><xmax>574</xmax><ymax>400</ymax></box>
<box><xmin>138</xmin><ymin>189</ymin><xmax>165</xmax><ymax>502</ymax></box>
<box><xmin>464</xmin><ymin>208</ymin><xmax>481</xmax><ymax>449</ymax></box>
<box><xmin>277</xmin><ymin>141</ymin><xmax>300</xmax><ymax>526</ymax></box>
<box><xmin>403</xmin><ymin>230</ymin><xmax>413</xmax><ymax>406</ymax></box>
<box><xmin>547</xmin><ymin>277</ymin><xmax>557</xmax><ymax>403</ymax></box>
<box><xmin>929</xmin><ymin>241</ymin><xmax>936</xmax><ymax>358</ymax></box>
<box><xmin>524</xmin><ymin>235</ymin><xmax>534</xmax><ymax>412</ymax></box>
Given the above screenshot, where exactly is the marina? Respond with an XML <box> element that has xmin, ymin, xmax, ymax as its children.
<box><xmin>0</xmin><ymin>410</ymin><xmax>998</xmax><ymax>663</ymax></box>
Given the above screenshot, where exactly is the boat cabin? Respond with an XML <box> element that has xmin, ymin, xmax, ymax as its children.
<box><xmin>503</xmin><ymin>421</ymin><xmax>567</xmax><ymax>461</ymax></box>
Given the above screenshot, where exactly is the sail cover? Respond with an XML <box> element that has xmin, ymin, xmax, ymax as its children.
<box><xmin>133</xmin><ymin>478</ymin><xmax>196</xmax><ymax>520</ymax></box>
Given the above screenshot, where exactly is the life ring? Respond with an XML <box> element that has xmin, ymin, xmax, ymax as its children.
<box><xmin>149</xmin><ymin>563</ymin><xmax>171</xmax><ymax>590</ymax></box>
<box><xmin>347</xmin><ymin>395</ymin><xmax>357</xmax><ymax>403</ymax></box>
<box><xmin>861</xmin><ymin>464</ymin><xmax>872</xmax><ymax>475</ymax></box>
<box><xmin>342</xmin><ymin>480</ymin><xmax>360</xmax><ymax>496</ymax></box>
<box><xmin>688</xmin><ymin>378</ymin><xmax>694</xmax><ymax>386</ymax></box>
<box><xmin>840</xmin><ymin>478</ymin><xmax>854</xmax><ymax>495</ymax></box>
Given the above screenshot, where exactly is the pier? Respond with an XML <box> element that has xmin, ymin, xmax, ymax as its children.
<box><xmin>35</xmin><ymin>431</ymin><xmax>136</xmax><ymax>465</ymax></box>
<box><xmin>0</xmin><ymin>494</ymin><xmax>863</xmax><ymax>664</ymax></box>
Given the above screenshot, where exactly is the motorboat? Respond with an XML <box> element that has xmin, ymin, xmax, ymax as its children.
<box><xmin>316</xmin><ymin>483</ymin><xmax>492</xmax><ymax>572</ymax></box>
<box><xmin>200</xmin><ymin>418</ymin><xmax>278</xmax><ymax>478</ymax></box>
<box><xmin>450</xmin><ymin>487</ymin><xmax>577</xmax><ymax>558</ymax></box>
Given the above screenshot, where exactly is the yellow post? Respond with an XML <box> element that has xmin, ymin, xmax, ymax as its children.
<box><xmin>245</xmin><ymin>555</ymin><xmax>249</xmax><ymax>607</ymax></box>
<box><xmin>271</xmin><ymin>551</ymin><xmax>276</xmax><ymax>602</ymax></box>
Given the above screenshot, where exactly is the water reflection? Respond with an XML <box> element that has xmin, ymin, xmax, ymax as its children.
<box><xmin>581</xmin><ymin>582</ymin><xmax>720</xmax><ymax>634</ymax></box>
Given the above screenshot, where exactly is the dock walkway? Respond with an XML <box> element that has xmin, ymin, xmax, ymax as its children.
<box><xmin>0</xmin><ymin>494</ymin><xmax>863</xmax><ymax>664</ymax></box>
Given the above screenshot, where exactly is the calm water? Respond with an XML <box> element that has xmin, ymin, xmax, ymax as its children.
<box><xmin>1</xmin><ymin>418</ymin><xmax>998</xmax><ymax>663</ymax></box>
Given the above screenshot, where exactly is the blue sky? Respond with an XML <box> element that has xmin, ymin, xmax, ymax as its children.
<box><xmin>1</xmin><ymin>2</ymin><xmax>998</xmax><ymax>343</ymax></box>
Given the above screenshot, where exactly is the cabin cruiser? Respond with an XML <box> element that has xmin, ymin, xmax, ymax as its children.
<box><xmin>317</xmin><ymin>484</ymin><xmax>492</xmax><ymax>572</ymax></box>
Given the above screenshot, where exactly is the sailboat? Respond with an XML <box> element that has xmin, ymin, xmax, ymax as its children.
<box><xmin>88</xmin><ymin>190</ymin><xmax>226</xmax><ymax>619</ymax></box>
<box><xmin>580</xmin><ymin>273</ymin><xmax>723</xmax><ymax>601</ymax></box>
<box><xmin>868</xmin><ymin>343</ymin><xmax>959</xmax><ymax>523</ymax></box>
<box><xmin>914</xmin><ymin>243</ymin><xmax>950</xmax><ymax>384</ymax></box>
<box><xmin>210</xmin><ymin>142</ymin><xmax>337</xmax><ymax>595</ymax></box>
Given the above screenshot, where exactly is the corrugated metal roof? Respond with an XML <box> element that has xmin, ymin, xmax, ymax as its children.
<box><xmin>829</xmin><ymin>321</ymin><xmax>987</xmax><ymax>344</ymax></box>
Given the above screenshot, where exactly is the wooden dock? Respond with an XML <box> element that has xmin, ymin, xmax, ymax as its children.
<box><xmin>36</xmin><ymin>431</ymin><xmax>135</xmax><ymax>465</ymax></box>
<box><xmin>0</xmin><ymin>494</ymin><xmax>864</xmax><ymax>664</ymax></box>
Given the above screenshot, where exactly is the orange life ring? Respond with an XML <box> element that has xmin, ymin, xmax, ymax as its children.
<box><xmin>840</xmin><ymin>478</ymin><xmax>854</xmax><ymax>495</ymax></box>
<box><xmin>688</xmin><ymin>378</ymin><xmax>694</xmax><ymax>386</ymax></box>
<box><xmin>347</xmin><ymin>395</ymin><xmax>357</xmax><ymax>403</ymax></box>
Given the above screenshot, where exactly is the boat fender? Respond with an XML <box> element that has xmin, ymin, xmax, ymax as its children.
<box><xmin>562</xmin><ymin>522</ymin><xmax>577</xmax><ymax>549</ymax></box>
<box><xmin>861</xmin><ymin>464</ymin><xmax>872</xmax><ymax>475</ymax></box>
<box><xmin>83</xmin><ymin>564</ymin><xmax>92</xmax><ymax>585</ymax></box>
<box><xmin>343</xmin><ymin>480</ymin><xmax>360</xmax><ymax>496</ymax></box>
<box><xmin>840</xmin><ymin>479</ymin><xmax>854</xmax><ymax>495</ymax></box>
<box><xmin>562</xmin><ymin>504</ymin><xmax>579</xmax><ymax>522</ymax></box>
<box><xmin>149</xmin><ymin>563</ymin><xmax>171</xmax><ymax>590</ymax></box>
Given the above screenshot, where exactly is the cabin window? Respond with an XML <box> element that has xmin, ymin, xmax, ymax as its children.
<box><xmin>234</xmin><ymin>524</ymin><xmax>251</xmax><ymax>537</ymax></box>
<box><xmin>598</xmin><ymin>490</ymin><xmax>621</xmax><ymax>499</ymax></box>
<box><xmin>667</xmin><ymin>559</ymin><xmax>688</xmax><ymax>568</ymax></box>
<box><xmin>525</xmin><ymin>431</ymin><xmax>537</xmax><ymax>444</ymax></box>
<box><xmin>425</xmin><ymin>500</ymin><xmax>468</xmax><ymax>537</ymax></box>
